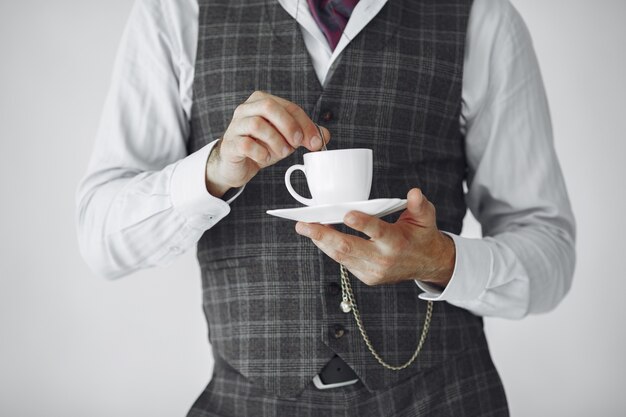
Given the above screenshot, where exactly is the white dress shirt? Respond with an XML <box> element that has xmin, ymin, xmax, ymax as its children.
<box><xmin>76</xmin><ymin>0</ymin><xmax>576</xmax><ymax>319</ymax></box>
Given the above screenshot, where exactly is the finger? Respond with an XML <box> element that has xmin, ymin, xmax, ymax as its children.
<box><xmin>308</xmin><ymin>234</ymin><xmax>369</xmax><ymax>274</ymax></box>
<box><xmin>295</xmin><ymin>222</ymin><xmax>373</xmax><ymax>263</ymax></box>
<box><xmin>311</xmin><ymin>124</ymin><xmax>332</xmax><ymax>151</ymax></box>
<box><xmin>306</xmin><ymin>245</ymin><xmax>385</xmax><ymax>287</ymax></box>
<box><xmin>343</xmin><ymin>211</ymin><xmax>390</xmax><ymax>240</ymax></box>
<box><xmin>401</xmin><ymin>188</ymin><xmax>436</xmax><ymax>227</ymax></box>
<box><xmin>244</xmin><ymin>92</ymin><xmax>331</xmax><ymax>151</ymax></box>
<box><xmin>245</xmin><ymin>90</ymin><xmax>268</xmax><ymax>102</ymax></box>
<box><xmin>235</xmin><ymin>97</ymin><xmax>304</xmax><ymax>149</ymax></box>
<box><xmin>233</xmin><ymin>136</ymin><xmax>271</xmax><ymax>166</ymax></box>
<box><xmin>269</xmin><ymin>96</ymin><xmax>332</xmax><ymax>151</ymax></box>
<box><xmin>347</xmin><ymin>266</ymin><xmax>387</xmax><ymax>287</ymax></box>
<box><xmin>314</xmin><ymin>243</ymin><xmax>369</xmax><ymax>277</ymax></box>
<box><xmin>232</xmin><ymin>116</ymin><xmax>293</xmax><ymax>160</ymax></box>
<box><xmin>295</xmin><ymin>222</ymin><xmax>394</xmax><ymax>286</ymax></box>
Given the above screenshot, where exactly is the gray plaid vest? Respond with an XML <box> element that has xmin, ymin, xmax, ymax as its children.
<box><xmin>189</xmin><ymin>0</ymin><xmax>487</xmax><ymax>399</ymax></box>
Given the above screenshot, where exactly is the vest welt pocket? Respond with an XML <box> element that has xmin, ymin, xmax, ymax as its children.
<box><xmin>197</xmin><ymin>253</ymin><xmax>266</xmax><ymax>271</ymax></box>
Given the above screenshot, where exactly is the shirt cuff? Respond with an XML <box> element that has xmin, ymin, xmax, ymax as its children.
<box><xmin>415</xmin><ymin>233</ymin><xmax>494</xmax><ymax>302</ymax></box>
<box><xmin>170</xmin><ymin>140</ymin><xmax>242</xmax><ymax>229</ymax></box>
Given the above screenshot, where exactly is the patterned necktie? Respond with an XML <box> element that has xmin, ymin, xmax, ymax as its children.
<box><xmin>306</xmin><ymin>0</ymin><xmax>360</xmax><ymax>51</ymax></box>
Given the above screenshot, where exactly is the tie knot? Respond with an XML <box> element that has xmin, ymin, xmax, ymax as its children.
<box><xmin>306</xmin><ymin>0</ymin><xmax>360</xmax><ymax>51</ymax></box>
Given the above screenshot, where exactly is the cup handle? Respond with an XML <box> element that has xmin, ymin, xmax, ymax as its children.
<box><xmin>285</xmin><ymin>164</ymin><xmax>314</xmax><ymax>206</ymax></box>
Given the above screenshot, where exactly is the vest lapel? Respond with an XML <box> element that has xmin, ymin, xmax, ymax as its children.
<box><xmin>264</xmin><ymin>0</ymin><xmax>324</xmax><ymax>97</ymax></box>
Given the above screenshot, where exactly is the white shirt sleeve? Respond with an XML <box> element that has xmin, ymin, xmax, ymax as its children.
<box><xmin>416</xmin><ymin>0</ymin><xmax>576</xmax><ymax>319</ymax></box>
<box><xmin>75</xmin><ymin>0</ymin><xmax>240</xmax><ymax>279</ymax></box>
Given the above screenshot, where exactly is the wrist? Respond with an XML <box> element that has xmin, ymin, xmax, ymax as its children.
<box><xmin>205</xmin><ymin>140</ymin><xmax>232</xmax><ymax>198</ymax></box>
<box><xmin>421</xmin><ymin>232</ymin><xmax>456</xmax><ymax>288</ymax></box>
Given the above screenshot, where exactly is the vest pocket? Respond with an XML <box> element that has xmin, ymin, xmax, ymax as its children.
<box><xmin>197</xmin><ymin>253</ymin><xmax>262</xmax><ymax>271</ymax></box>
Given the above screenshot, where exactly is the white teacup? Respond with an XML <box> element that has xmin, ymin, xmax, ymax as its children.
<box><xmin>284</xmin><ymin>148</ymin><xmax>373</xmax><ymax>206</ymax></box>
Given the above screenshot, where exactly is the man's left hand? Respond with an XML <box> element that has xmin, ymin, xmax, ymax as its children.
<box><xmin>295</xmin><ymin>188</ymin><xmax>456</xmax><ymax>287</ymax></box>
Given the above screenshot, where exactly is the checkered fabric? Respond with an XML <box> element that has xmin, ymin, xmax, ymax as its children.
<box><xmin>188</xmin><ymin>336</ymin><xmax>508</xmax><ymax>417</ymax></box>
<box><xmin>188</xmin><ymin>0</ymin><xmax>506</xmax><ymax>409</ymax></box>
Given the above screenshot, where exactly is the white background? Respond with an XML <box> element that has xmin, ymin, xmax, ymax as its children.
<box><xmin>1</xmin><ymin>0</ymin><xmax>625</xmax><ymax>415</ymax></box>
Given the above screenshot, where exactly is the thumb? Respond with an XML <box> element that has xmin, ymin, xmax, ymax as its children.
<box><xmin>400</xmin><ymin>188</ymin><xmax>435</xmax><ymax>227</ymax></box>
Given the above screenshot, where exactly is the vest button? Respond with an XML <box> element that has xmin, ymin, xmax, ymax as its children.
<box><xmin>327</xmin><ymin>282</ymin><xmax>341</xmax><ymax>296</ymax></box>
<box><xmin>321</xmin><ymin>110</ymin><xmax>334</xmax><ymax>122</ymax></box>
<box><xmin>333</xmin><ymin>324</ymin><xmax>346</xmax><ymax>339</ymax></box>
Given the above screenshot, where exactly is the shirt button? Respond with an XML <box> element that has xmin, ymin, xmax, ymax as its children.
<box><xmin>170</xmin><ymin>246</ymin><xmax>181</xmax><ymax>254</ymax></box>
<box><xmin>321</xmin><ymin>110</ymin><xmax>334</xmax><ymax>122</ymax></box>
<box><xmin>332</xmin><ymin>324</ymin><xmax>346</xmax><ymax>339</ymax></box>
<box><xmin>327</xmin><ymin>282</ymin><xmax>341</xmax><ymax>296</ymax></box>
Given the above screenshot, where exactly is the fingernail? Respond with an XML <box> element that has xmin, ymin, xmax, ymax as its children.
<box><xmin>294</xmin><ymin>131</ymin><xmax>303</xmax><ymax>146</ymax></box>
<box><xmin>311</xmin><ymin>136</ymin><xmax>322</xmax><ymax>149</ymax></box>
<box><xmin>344</xmin><ymin>213</ymin><xmax>356</xmax><ymax>225</ymax></box>
<box><xmin>282</xmin><ymin>146</ymin><xmax>291</xmax><ymax>157</ymax></box>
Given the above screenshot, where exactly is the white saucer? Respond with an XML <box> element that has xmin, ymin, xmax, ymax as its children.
<box><xmin>266</xmin><ymin>198</ymin><xmax>408</xmax><ymax>224</ymax></box>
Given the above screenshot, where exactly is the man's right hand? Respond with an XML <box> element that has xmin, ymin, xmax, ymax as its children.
<box><xmin>205</xmin><ymin>91</ymin><xmax>331</xmax><ymax>197</ymax></box>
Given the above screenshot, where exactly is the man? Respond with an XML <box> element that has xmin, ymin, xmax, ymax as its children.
<box><xmin>76</xmin><ymin>0</ymin><xmax>575</xmax><ymax>415</ymax></box>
